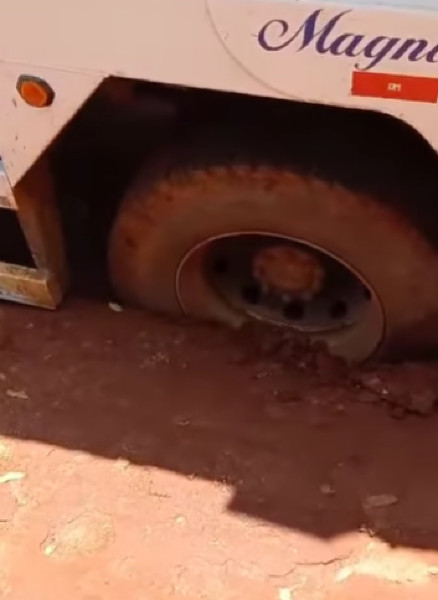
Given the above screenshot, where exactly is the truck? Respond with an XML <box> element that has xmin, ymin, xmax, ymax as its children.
<box><xmin>2</xmin><ymin>0</ymin><xmax>438</xmax><ymax>363</ymax></box>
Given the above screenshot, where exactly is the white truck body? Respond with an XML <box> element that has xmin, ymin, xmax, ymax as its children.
<box><xmin>1</xmin><ymin>0</ymin><xmax>438</xmax><ymax>184</ymax></box>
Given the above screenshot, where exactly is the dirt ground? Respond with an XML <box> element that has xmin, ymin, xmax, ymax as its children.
<box><xmin>0</xmin><ymin>297</ymin><xmax>437</xmax><ymax>599</ymax></box>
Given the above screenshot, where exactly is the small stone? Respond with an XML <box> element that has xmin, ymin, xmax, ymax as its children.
<box><xmin>174</xmin><ymin>417</ymin><xmax>190</xmax><ymax>426</ymax></box>
<box><xmin>114</xmin><ymin>458</ymin><xmax>130</xmax><ymax>470</ymax></box>
<box><xmin>356</xmin><ymin>371</ymin><xmax>385</xmax><ymax>394</ymax></box>
<box><xmin>0</xmin><ymin>471</ymin><xmax>25</xmax><ymax>485</ymax></box>
<box><xmin>278</xmin><ymin>588</ymin><xmax>293</xmax><ymax>600</ymax></box>
<box><xmin>364</xmin><ymin>494</ymin><xmax>398</xmax><ymax>510</ymax></box>
<box><xmin>43</xmin><ymin>541</ymin><xmax>57</xmax><ymax>556</ymax></box>
<box><xmin>320</xmin><ymin>484</ymin><xmax>336</xmax><ymax>496</ymax></box>
<box><xmin>108</xmin><ymin>302</ymin><xmax>123</xmax><ymax>313</ymax></box>
<box><xmin>359</xmin><ymin>523</ymin><xmax>378</xmax><ymax>537</ymax></box>
<box><xmin>6</xmin><ymin>389</ymin><xmax>28</xmax><ymax>400</ymax></box>
<box><xmin>335</xmin><ymin>566</ymin><xmax>354</xmax><ymax>582</ymax></box>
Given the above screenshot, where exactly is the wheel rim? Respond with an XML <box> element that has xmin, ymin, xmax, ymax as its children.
<box><xmin>176</xmin><ymin>233</ymin><xmax>385</xmax><ymax>362</ymax></box>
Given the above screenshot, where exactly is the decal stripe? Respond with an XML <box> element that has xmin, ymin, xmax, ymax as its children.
<box><xmin>351</xmin><ymin>71</ymin><xmax>438</xmax><ymax>103</ymax></box>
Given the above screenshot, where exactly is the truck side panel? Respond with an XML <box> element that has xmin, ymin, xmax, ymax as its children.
<box><xmin>0</xmin><ymin>64</ymin><xmax>102</xmax><ymax>185</ymax></box>
<box><xmin>0</xmin><ymin>0</ymin><xmax>437</xmax><ymax>172</ymax></box>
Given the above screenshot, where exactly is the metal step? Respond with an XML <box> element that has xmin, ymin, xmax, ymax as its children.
<box><xmin>0</xmin><ymin>262</ymin><xmax>60</xmax><ymax>308</ymax></box>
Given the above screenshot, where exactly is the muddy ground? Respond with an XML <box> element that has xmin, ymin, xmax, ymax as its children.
<box><xmin>0</xmin><ymin>297</ymin><xmax>437</xmax><ymax>599</ymax></box>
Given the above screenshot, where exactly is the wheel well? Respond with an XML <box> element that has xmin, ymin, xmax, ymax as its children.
<box><xmin>48</xmin><ymin>77</ymin><xmax>438</xmax><ymax>277</ymax></box>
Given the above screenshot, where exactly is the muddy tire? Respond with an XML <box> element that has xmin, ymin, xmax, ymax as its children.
<box><xmin>108</xmin><ymin>144</ymin><xmax>438</xmax><ymax>362</ymax></box>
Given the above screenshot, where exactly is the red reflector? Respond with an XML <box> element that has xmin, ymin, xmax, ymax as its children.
<box><xmin>351</xmin><ymin>71</ymin><xmax>438</xmax><ymax>103</ymax></box>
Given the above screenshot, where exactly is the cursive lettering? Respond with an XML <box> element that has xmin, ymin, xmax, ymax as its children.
<box><xmin>258</xmin><ymin>9</ymin><xmax>438</xmax><ymax>71</ymax></box>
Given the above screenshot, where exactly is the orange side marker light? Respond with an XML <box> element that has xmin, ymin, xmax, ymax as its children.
<box><xmin>16</xmin><ymin>75</ymin><xmax>55</xmax><ymax>108</ymax></box>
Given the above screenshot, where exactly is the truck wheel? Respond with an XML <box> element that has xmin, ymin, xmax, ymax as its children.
<box><xmin>108</xmin><ymin>160</ymin><xmax>438</xmax><ymax>362</ymax></box>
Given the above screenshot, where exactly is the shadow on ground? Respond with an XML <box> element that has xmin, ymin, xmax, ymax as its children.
<box><xmin>0</xmin><ymin>297</ymin><xmax>437</xmax><ymax>553</ymax></box>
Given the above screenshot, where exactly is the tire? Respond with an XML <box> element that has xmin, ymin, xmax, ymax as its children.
<box><xmin>108</xmin><ymin>142</ymin><xmax>438</xmax><ymax>362</ymax></box>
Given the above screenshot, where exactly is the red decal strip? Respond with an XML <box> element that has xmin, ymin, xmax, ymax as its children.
<box><xmin>351</xmin><ymin>71</ymin><xmax>438</xmax><ymax>103</ymax></box>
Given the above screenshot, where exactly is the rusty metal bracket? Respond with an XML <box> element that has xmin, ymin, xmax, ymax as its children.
<box><xmin>0</xmin><ymin>156</ymin><xmax>68</xmax><ymax>308</ymax></box>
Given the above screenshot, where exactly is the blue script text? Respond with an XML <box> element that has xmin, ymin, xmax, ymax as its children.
<box><xmin>258</xmin><ymin>9</ymin><xmax>438</xmax><ymax>71</ymax></box>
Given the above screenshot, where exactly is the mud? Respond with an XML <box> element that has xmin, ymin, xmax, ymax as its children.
<box><xmin>233</xmin><ymin>321</ymin><xmax>438</xmax><ymax>417</ymax></box>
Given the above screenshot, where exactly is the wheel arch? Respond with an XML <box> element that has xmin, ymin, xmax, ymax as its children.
<box><xmin>14</xmin><ymin>76</ymin><xmax>438</xmax><ymax>310</ymax></box>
